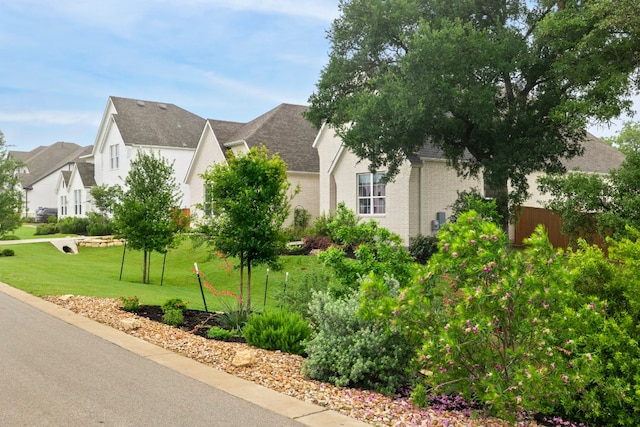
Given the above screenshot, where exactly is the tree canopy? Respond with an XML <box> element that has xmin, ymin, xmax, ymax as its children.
<box><xmin>603</xmin><ymin>121</ymin><xmax>640</xmax><ymax>155</ymax></box>
<box><xmin>114</xmin><ymin>151</ymin><xmax>182</xmax><ymax>284</ymax></box>
<box><xmin>0</xmin><ymin>131</ymin><xmax>23</xmax><ymax>236</ymax></box>
<box><xmin>199</xmin><ymin>146</ymin><xmax>293</xmax><ymax>310</ymax></box>
<box><xmin>306</xmin><ymin>0</ymin><xmax>640</xmax><ymax>227</ymax></box>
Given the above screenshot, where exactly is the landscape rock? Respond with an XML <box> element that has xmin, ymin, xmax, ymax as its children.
<box><xmin>231</xmin><ymin>349</ymin><xmax>256</xmax><ymax>367</ymax></box>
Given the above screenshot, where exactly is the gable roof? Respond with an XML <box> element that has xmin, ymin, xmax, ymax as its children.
<box><xmin>16</xmin><ymin>142</ymin><xmax>92</xmax><ymax>189</ymax></box>
<box><xmin>75</xmin><ymin>162</ymin><xmax>96</xmax><ymax>187</ymax></box>
<box><xmin>60</xmin><ymin>170</ymin><xmax>71</xmax><ymax>187</ymax></box>
<box><xmin>110</xmin><ymin>96</ymin><xmax>205</xmax><ymax>149</ymax></box>
<box><xmin>220</xmin><ymin>104</ymin><xmax>319</xmax><ymax>173</ymax></box>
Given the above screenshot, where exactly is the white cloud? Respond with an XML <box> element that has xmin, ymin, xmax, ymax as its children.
<box><xmin>0</xmin><ymin>110</ymin><xmax>100</xmax><ymax>127</ymax></box>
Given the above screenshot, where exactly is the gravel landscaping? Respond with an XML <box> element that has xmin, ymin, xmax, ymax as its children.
<box><xmin>44</xmin><ymin>295</ymin><xmax>539</xmax><ymax>427</ymax></box>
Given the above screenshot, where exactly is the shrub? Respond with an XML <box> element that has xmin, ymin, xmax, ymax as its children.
<box><xmin>1</xmin><ymin>248</ymin><xmax>15</xmax><ymax>257</ymax></box>
<box><xmin>0</xmin><ymin>235</ymin><xmax>19</xmax><ymax>241</ymax></box>
<box><xmin>162</xmin><ymin>308</ymin><xmax>184</xmax><ymax>327</ymax></box>
<box><xmin>243</xmin><ymin>308</ymin><xmax>311</xmax><ymax>356</ymax></box>
<box><xmin>206</xmin><ymin>326</ymin><xmax>239</xmax><ymax>341</ymax></box>
<box><xmin>120</xmin><ymin>296</ymin><xmax>140</xmax><ymax>312</ymax></box>
<box><xmin>34</xmin><ymin>223</ymin><xmax>58</xmax><ymax>235</ymax></box>
<box><xmin>389</xmin><ymin>211</ymin><xmax>640</xmax><ymax>424</ymax></box>
<box><xmin>161</xmin><ymin>298</ymin><xmax>187</xmax><ymax>314</ymax></box>
<box><xmin>408</xmin><ymin>234</ymin><xmax>439</xmax><ymax>264</ymax></box>
<box><xmin>303</xmin><ymin>290</ymin><xmax>416</xmax><ymax>395</ymax></box>
<box><xmin>216</xmin><ymin>300</ymin><xmax>250</xmax><ymax>333</ymax></box>
<box><xmin>58</xmin><ymin>217</ymin><xmax>89</xmax><ymax>235</ymax></box>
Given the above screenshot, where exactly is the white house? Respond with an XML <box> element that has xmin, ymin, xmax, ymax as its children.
<box><xmin>185</xmin><ymin>103</ymin><xmax>320</xmax><ymax>225</ymax></box>
<box><xmin>86</xmin><ymin>96</ymin><xmax>206</xmax><ymax>210</ymax></box>
<box><xmin>56</xmin><ymin>162</ymin><xmax>96</xmax><ymax>218</ymax></box>
<box><xmin>12</xmin><ymin>142</ymin><xmax>92</xmax><ymax>219</ymax></box>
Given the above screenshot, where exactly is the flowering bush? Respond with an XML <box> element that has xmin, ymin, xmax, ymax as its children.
<box><xmin>391</xmin><ymin>211</ymin><xmax>627</xmax><ymax>422</ymax></box>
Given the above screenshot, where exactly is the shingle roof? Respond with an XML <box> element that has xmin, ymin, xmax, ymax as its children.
<box><xmin>110</xmin><ymin>96</ymin><xmax>205</xmax><ymax>149</ymax></box>
<box><xmin>412</xmin><ymin>132</ymin><xmax>624</xmax><ymax>174</ymax></box>
<box><xmin>16</xmin><ymin>142</ymin><xmax>91</xmax><ymax>188</ymax></box>
<box><xmin>76</xmin><ymin>162</ymin><xmax>96</xmax><ymax>187</ymax></box>
<box><xmin>219</xmin><ymin>104</ymin><xmax>319</xmax><ymax>173</ymax></box>
<box><xmin>562</xmin><ymin>132</ymin><xmax>625</xmax><ymax>173</ymax></box>
<box><xmin>60</xmin><ymin>170</ymin><xmax>71</xmax><ymax>187</ymax></box>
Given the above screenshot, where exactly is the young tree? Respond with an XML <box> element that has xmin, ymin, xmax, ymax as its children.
<box><xmin>199</xmin><ymin>146</ymin><xmax>293</xmax><ymax>311</ymax></box>
<box><xmin>89</xmin><ymin>183</ymin><xmax>122</xmax><ymax>217</ymax></box>
<box><xmin>114</xmin><ymin>151</ymin><xmax>182</xmax><ymax>284</ymax></box>
<box><xmin>0</xmin><ymin>131</ymin><xmax>23</xmax><ymax>237</ymax></box>
<box><xmin>305</xmin><ymin>0</ymin><xmax>640</xmax><ymax>230</ymax></box>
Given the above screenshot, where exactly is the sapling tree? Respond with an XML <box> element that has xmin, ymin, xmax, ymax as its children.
<box><xmin>114</xmin><ymin>151</ymin><xmax>182</xmax><ymax>284</ymax></box>
<box><xmin>199</xmin><ymin>146</ymin><xmax>294</xmax><ymax>311</ymax></box>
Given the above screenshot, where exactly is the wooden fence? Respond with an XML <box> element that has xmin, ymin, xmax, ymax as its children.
<box><xmin>513</xmin><ymin>206</ymin><xmax>605</xmax><ymax>249</ymax></box>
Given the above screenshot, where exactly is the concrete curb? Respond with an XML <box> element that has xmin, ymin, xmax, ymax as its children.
<box><xmin>0</xmin><ymin>282</ymin><xmax>370</xmax><ymax>427</ymax></box>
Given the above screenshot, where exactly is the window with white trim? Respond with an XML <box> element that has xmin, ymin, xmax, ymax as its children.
<box><xmin>60</xmin><ymin>195</ymin><xmax>68</xmax><ymax>216</ymax></box>
<box><xmin>357</xmin><ymin>172</ymin><xmax>386</xmax><ymax>214</ymax></box>
<box><xmin>110</xmin><ymin>144</ymin><xmax>119</xmax><ymax>169</ymax></box>
<box><xmin>203</xmin><ymin>183</ymin><xmax>214</xmax><ymax>216</ymax></box>
<box><xmin>74</xmin><ymin>189</ymin><xmax>82</xmax><ymax>215</ymax></box>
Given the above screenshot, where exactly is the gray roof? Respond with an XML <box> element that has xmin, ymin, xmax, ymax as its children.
<box><xmin>14</xmin><ymin>142</ymin><xmax>91</xmax><ymax>189</ymax></box>
<box><xmin>563</xmin><ymin>132</ymin><xmax>625</xmax><ymax>173</ymax></box>
<box><xmin>412</xmin><ymin>132</ymin><xmax>624</xmax><ymax>174</ymax></box>
<box><xmin>207</xmin><ymin>119</ymin><xmax>245</xmax><ymax>144</ymax></box>
<box><xmin>110</xmin><ymin>96</ymin><xmax>205</xmax><ymax>149</ymax></box>
<box><xmin>76</xmin><ymin>162</ymin><xmax>96</xmax><ymax>187</ymax></box>
<box><xmin>60</xmin><ymin>170</ymin><xmax>71</xmax><ymax>187</ymax></box>
<box><xmin>217</xmin><ymin>104</ymin><xmax>319</xmax><ymax>173</ymax></box>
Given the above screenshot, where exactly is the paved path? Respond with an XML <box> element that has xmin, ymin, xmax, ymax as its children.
<box><xmin>0</xmin><ymin>283</ymin><xmax>368</xmax><ymax>427</ymax></box>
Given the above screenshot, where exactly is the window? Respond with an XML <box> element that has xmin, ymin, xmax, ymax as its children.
<box><xmin>358</xmin><ymin>172</ymin><xmax>386</xmax><ymax>214</ymax></box>
<box><xmin>110</xmin><ymin>144</ymin><xmax>119</xmax><ymax>169</ymax></box>
<box><xmin>74</xmin><ymin>189</ymin><xmax>82</xmax><ymax>215</ymax></box>
<box><xmin>203</xmin><ymin>183</ymin><xmax>214</xmax><ymax>216</ymax></box>
<box><xmin>60</xmin><ymin>196</ymin><xmax>67</xmax><ymax>216</ymax></box>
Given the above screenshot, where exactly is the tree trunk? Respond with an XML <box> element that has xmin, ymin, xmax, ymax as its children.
<box><xmin>142</xmin><ymin>250</ymin><xmax>148</xmax><ymax>284</ymax></box>
<box><xmin>246</xmin><ymin>261</ymin><xmax>252</xmax><ymax>312</ymax></box>
<box><xmin>484</xmin><ymin>175</ymin><xmax>510</xmax><ymax>233</ymax></box>
<box><xmin>238</xmin><ymin>253</ymin><xmax>245</xmax><ymax>308</ymax></box>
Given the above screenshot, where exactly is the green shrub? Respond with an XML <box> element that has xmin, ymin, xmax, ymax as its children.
<box><xmin>303</xmin><ymin>290</ymin><xmax>415</xmax><ymax>395</ymax></box>
<box><xmin>216</xmin><ymin>300</ymin><xmax>250</xmax><ymax>333</ymax></box>
<box><xmin>87</xmin><ymin>212</ymin><xmax>116</xmax><ymax>236</ymax></box>
<box><xmin>243</xmin><ymin>308</ymin><xmax>311</xmax><ymax>356</ymax></box>
<box><xmin>408</xmin><ymin>234</ymin><xmax>439</xmax><ymax>264</ymax></box>
<box><xmin>161</xmin><ymin>298</ymin><xmax>187</xmax><ymax>314</ymax></box>
<box><xmin>206</xmin><ymin>326</ymin><xmax>239</xmax><ymax>341</ymax></box>
<box><xmin>34</xmin><ymin>224</ymin><xmax>58</xmax><ymax>235</ymax></box>
<box><xmin>162</xmin><ymin>308</ymin><xmax>184</xmax><ymax>327</ymax></box>
<box><xmin>58</xmin><ymin>217</ymin><xmax>89</xmax><ymax>235</ymax></box>
<box><xmin>119</xmin><ymin>296</ymin><xmax>140</xmax><ymax>312</ymax></box>
<box><xmin>1</xmin><ymin>248</ymin><xmax>15</xmax><ymax>257</ymax></box>
<box><xmin>0</xmin><ymin>235</ymin><xmax>19</xmax><ymax>241</ymax></box>
<box><xmin>47</xmin><ymin>215</ymin><xmax>58</xmax><ymax>224</ymax></box>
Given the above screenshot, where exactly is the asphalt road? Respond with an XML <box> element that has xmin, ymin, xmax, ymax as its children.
<box><xmin>0</xmin><ymin>291</ymin><xmax>304</xmax><ymax>427</ymax></box>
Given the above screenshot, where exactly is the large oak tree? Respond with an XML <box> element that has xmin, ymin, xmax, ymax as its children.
<box><xmin>306</xmin><ymin>0</ymin><xmax>640</xmax><ymax>229</ymax></box>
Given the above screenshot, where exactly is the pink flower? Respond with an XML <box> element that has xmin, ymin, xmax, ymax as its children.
<box><xmin>452</xmin><ymin>252</ymin><xmax>458</xmax><ymax>258</ymax></box>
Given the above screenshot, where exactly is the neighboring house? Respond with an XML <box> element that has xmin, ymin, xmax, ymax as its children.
<box><xmin>56</xmin><ymin>162</ymin><xmax>96</xmax><ymax>219</ymax></box>
<box><xmin>513</xmin><ymin>133</ymin><xmax>626</xmax><ymax>246</ymax></box>
<box><xmin>12</xmin><ymin>142</ymin><xmax>92</xmax><ymax>219</ymax></box>
<box><xmin>522</xmin><ymin>132</ymin><xmax>626</xmax><ymax>209</ymax></box>
<box><xmin>313</xmin><ymin>125</ymin><xmax>482</xmax><ymax>244</ymax></box>
<box><xmin>185</xmin><ymin>103</ymin><xmax>320</xmax><ymax>225</ymax></box>
<box><xmin>87</xmin><ymin>96</ymin><xmax>206</xmax><ymax>210</ymax></box>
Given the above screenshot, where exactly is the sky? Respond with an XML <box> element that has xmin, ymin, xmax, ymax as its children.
<box><xmin>0</xmin><ymin>1</ymin><xmax>637</xmax><ymax>152</ymax></box>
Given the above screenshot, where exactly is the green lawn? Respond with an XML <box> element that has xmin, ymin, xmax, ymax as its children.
<box><xmin>1</xmin><ymin>225</ymin><xmax>76</xmax><ymax>240</ymax></box>
<box><xmin>0</xmin><ymin>237</ymin><xmax>323</xmax><ymax>311</ymax></box>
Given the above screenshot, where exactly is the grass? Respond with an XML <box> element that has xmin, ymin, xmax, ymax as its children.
<box><xmin>1</xmin><ymin>225</ymin><xmax>76</xmax><ymax>240</ymax></box>
<box><xmin>0</xmin><ymin>236</ymin><xmax>324</xmax><ymax>311</ymax></box>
